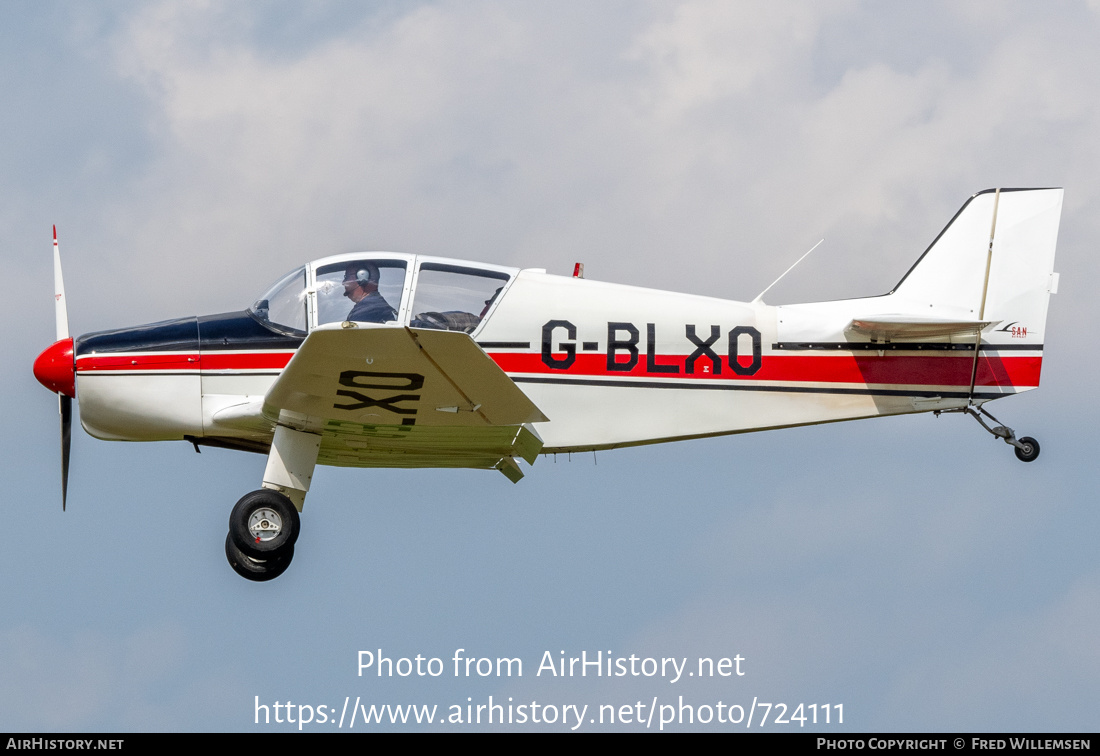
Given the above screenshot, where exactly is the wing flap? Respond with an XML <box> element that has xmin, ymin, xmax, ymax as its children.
<box><xmin>317</xmin><ymin>421</ymin><xmax>541</xmax><ymax>472</ymax></box>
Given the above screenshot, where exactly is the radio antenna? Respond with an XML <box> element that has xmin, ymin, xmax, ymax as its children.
<box><xmin>752</xmin><ymin>239</ymin><xmax>824</xmax><ymax>305</ymax></box>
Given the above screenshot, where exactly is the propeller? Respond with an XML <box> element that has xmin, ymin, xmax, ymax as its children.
<box><xmin>60</xmin><ymin>394</ymin><xmax>71</xmax><ymax>509</ymax></box>
<box><xmin>33</xmin><ymin>226</ymin><xmax>75</xmax><ymax>510</ymax></box>
<box><xmin>53</xmin><ymin>225</ymin><xmax>69</xmax><ymax>342</ymax></box>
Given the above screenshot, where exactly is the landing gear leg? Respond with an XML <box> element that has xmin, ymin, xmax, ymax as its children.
<box><xmin>941</xmin><ymin>404</ymin><xmax>1041</xmax><ymax>463</ymax></box>
<box><xmin>225</xmin><ymin>424</ymin><xmax>321</xmax><ymax>581</ymax></box>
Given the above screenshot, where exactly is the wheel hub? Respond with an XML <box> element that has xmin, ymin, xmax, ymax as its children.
<box><xmin>248</xmin><ymin>508</ymin><xmax>283</xmax><ymax>542</ymax></box>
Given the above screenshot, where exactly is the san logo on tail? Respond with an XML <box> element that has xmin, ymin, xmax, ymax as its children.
<box><xmin>33</xmin><ymin>187</ymin><xmax>1063</xmax><ymax>581</ymax></box>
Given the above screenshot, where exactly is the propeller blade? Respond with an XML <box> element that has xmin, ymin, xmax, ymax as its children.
<box><xmin>54</xmin><ymin>225</ymin><xmax>69</xmax><ymax>341</ymax></box>
<box><xmin>60</xmin><ymin>393</ymin><xmax>71</xmax><ymax>511</ymax></box>
<box><xmin>54</xmin><ymin>227</ymin><xmax>73</xmax><ymax>510</ymax></box>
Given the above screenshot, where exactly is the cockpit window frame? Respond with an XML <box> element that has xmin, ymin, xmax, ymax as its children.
<box><xmin>408</xmin><ymin>257</ymin><xmax>518</xmax><ymax>338</ymax></box>
<box><xmin>305</xmin><ymin>252</ymin><xmax>417</xmax><ymax>331</ymax></box>
<box><xmin>269</xmin><ymin>252</ymin><xmax>519</xmax><ymax>336</ymax></box>
<box><xmin>311</xmin><ymin>258</ymin><xmax>410</xmax><ymax>328</ymax></box>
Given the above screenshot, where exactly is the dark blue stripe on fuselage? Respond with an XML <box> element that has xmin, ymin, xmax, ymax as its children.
<box><xmin>77</xmin><ymin>316</ymin><xmax>199</xmax><ymax>355</ymax></box>
<box><xmin>75</xmin><ymin>311</ymin><xmax>303</xmax><ymax>356</ymax></box>
<box><xmin>197</xmin><ymin>311</ymin><xmax>304</xmax><ymax>351</ymax></box>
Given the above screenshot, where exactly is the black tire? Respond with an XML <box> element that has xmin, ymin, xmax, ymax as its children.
<box><xmin>1014</xmin><ymin>436</ymin><xmax>1040</xmax><ymax>463</ymax></box>
<box><xmin>225</xmin><ymin>534</ymin><xmax>293</xmax><ymax>582</ymax></box>
<box><xmin>229</xmin><ymin>489</ymin><xmax>300</xmax><ymax>559</ymax></box>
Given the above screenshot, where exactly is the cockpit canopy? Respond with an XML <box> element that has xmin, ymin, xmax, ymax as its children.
<box><xmin>248</xmin><ymin>254</ymin><xmax>516</xmax><ymax>337</ymax></box>
<box><xmin>250</xmin><ymin>265</ymin><xmax>308</xmax><ymax>335</ymax></box>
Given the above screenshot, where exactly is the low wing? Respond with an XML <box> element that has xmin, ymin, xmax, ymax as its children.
<box><xmin>258</xmin><ymin>323</ymin><xmax>547</xmax><ymax>480</ymax></box>
<box><xmin>846</xmin><ymin>316</ymin><xmax>999</xmax><ymax>341</ymax></box>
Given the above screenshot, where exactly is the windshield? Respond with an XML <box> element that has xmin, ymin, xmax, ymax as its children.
<box><xmin>249</xmin><ymin>266</ymin><xmax>307</xmax><ymax>336</ymax></box>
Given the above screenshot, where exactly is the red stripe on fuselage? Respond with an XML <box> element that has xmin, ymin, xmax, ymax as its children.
<box><xmin>489</xmin><ymin>352</ymin><xmax>1042</xmax><ymax>388</ymax></box>
<box><xmin>76</xmin><ymin>352</ymin><xmax>294</xmax><ymax>372</ymax></box>
<box><xmin>76</xmin><ymin>353</ymin><xmax>199</xmax><ymax>371</ymax></box>
<box><xmin>197</xmin><ymin>352</ymin><xmax>295</xmax><ymax>371</ymax></box>
<box><xmin>73</xmin><ymin>349</ymin><xmax>1042</xmax><ymax>388</ymax></box>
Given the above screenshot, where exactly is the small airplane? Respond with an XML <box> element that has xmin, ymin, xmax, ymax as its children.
<box><xmin>33</xmin><ymin>188</ymin><xmax>1062</xmax><ymax>581</ymax></box>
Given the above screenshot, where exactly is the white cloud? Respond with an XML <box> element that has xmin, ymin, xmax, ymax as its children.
<box><xmin>3</xmin><ymin>1</ymin><xmax>1082</xmax><ymax>327</ymax></box>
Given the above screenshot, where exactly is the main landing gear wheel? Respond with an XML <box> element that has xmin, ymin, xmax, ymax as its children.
<box><xmin>228</xmin><ymin>489</ymin><xmax>301</xmax><ymax>559</ymax></box>
<box><xmin>225</xmin><ymin>534</ymin><xmax>294</xmax><ymax>582</ymax></box>
<box><xmin>1014</xmin><ymin>436</ymin><xmax>1040</xmax><ymax>463</ymax></box>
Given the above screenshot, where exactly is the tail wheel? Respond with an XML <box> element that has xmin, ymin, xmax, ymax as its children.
<box><xmin>225</xmin><ymin>534</ymin><xmax>294</xmax><ymax>582</ymax></box>
<box><xmin>1014</xmin><ymin>436</ymin><xmax>1040</xmax><ymax>463</ymax></box>
<box><xmin>229</xmin><ymin>489</ymin><xmax>300</xmax><ymax>559</ymax></box>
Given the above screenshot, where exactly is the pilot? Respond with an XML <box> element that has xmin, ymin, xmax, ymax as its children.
<box><xmin>343</xmin><ymin>262</ymin><xmax>397</xmax><ymax>323</ymax></box>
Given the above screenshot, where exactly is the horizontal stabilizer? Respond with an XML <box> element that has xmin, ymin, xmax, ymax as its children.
<box><xmin>846</xmin><ymin>317</ymin><xmax>998</xmax><ymax>341</ymax></box>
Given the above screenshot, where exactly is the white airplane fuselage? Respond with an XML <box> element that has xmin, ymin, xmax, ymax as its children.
<box><xmin>72</xmin><ymin>252</ymin><xmax>1044</xmax><ymax>455</ymax></box>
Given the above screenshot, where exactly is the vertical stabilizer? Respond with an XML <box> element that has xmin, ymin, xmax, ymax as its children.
<box><xmin>890</xmin><ymin>188</ymin><xmax>1062</xmax><ymax>348</ymax></box>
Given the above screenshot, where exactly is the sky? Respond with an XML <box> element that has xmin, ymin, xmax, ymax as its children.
<box><xmin>2</xmin><ymin>0</ymin><xmax>1099</xmax><ymax>732</ymax></box>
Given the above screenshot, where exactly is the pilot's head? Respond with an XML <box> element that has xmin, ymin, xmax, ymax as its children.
<box><xmin>343</xmin><ymin>262</ymin><xmax>380</xmax><ymax>302</ymax></box>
